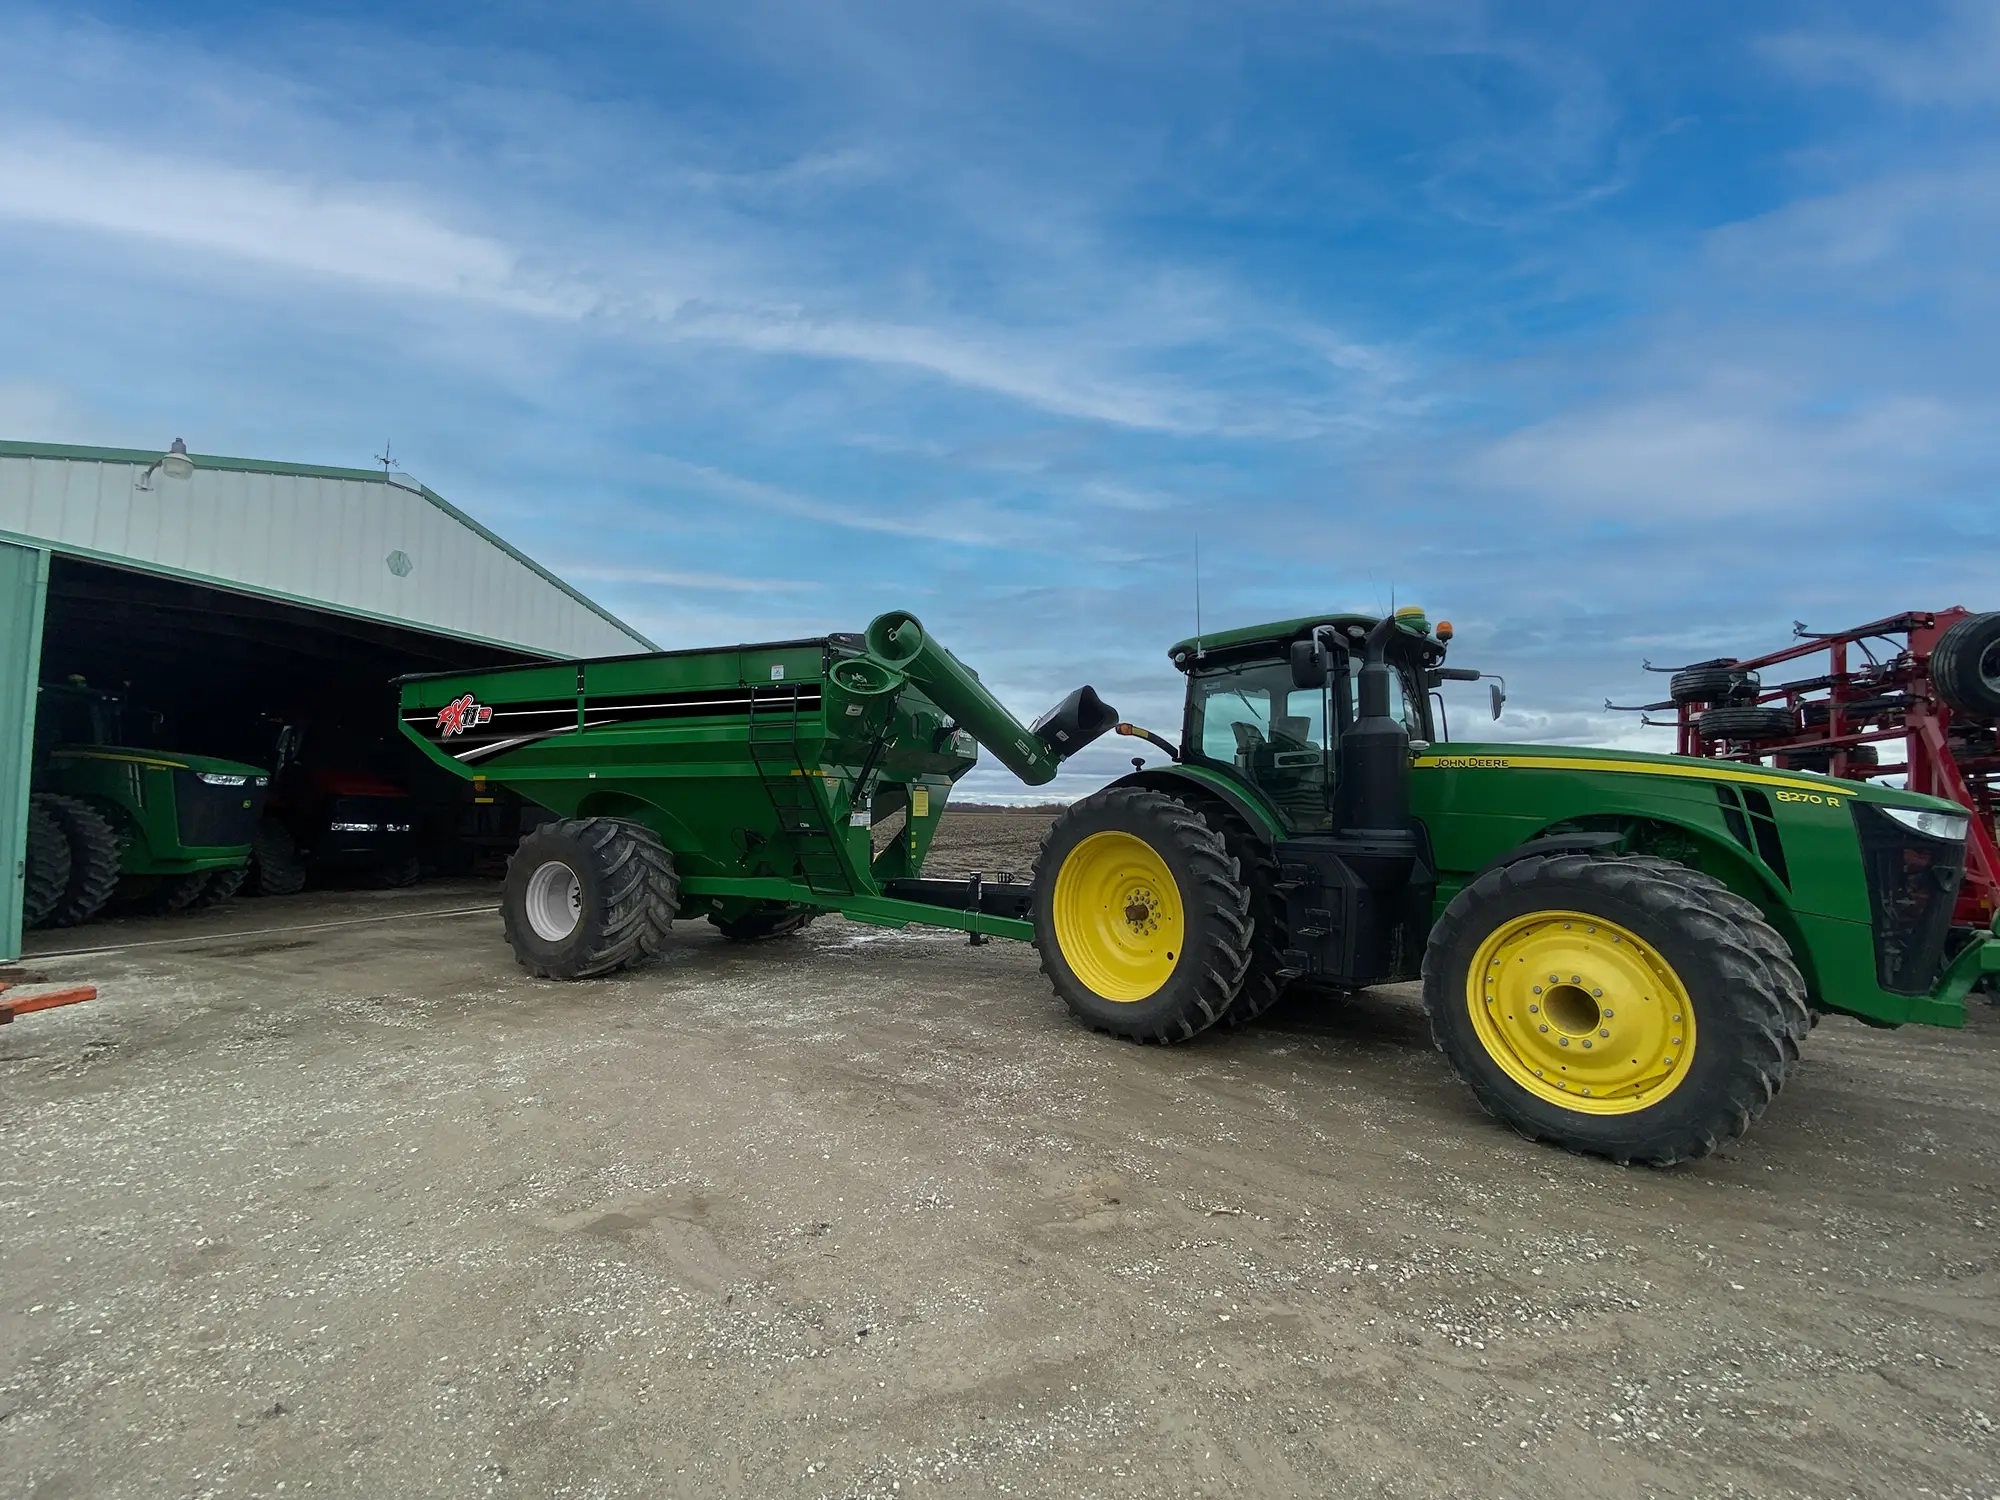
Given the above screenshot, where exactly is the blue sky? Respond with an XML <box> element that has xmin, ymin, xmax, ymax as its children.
<box><xmin>2</xmin><ymin>1</ymin><xmax>1995</xmax><ymax>798</ymax></box>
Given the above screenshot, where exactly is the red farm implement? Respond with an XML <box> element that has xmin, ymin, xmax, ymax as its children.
<box><xmin>1621</xmin><ymin>609</ymin><xmax>2000</xmax><ymax>933</ymax></box>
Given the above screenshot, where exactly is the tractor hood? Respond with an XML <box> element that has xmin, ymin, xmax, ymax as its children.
<box><xmin>1415</xmin><ymin>741</ymin><xmax>1966</xmax><ymax>817</ymax></box>
<box><xmin>51</xmin><ymin>746</ymin><xmax>271</xmax><ymax>783</ymax></box>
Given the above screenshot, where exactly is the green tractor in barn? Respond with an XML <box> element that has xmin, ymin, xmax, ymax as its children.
<box><xmin>24</xmin><ymin>680</ymin><xmax>270</xmax><ymax>928</ymax></box>
<box><xmin>396</xmin><ymin>609</ymin><xmax>2000</xmax><ymax>1166</ymax></box>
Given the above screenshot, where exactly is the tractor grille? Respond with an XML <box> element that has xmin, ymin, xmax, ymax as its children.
<box><xmin>173</xmin><ymin>772</ymin><xmax>264</xmax><ymax>850</ymax></box>
<box><xmin>1852</xmin><ymin>802</ymin><xmax>1965</xmax><ymax>995</ymax></box>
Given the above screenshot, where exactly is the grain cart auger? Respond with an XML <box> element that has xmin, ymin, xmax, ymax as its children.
<box><xmin>399</xmin><ymin>607</ymin><xmax>2000</xmax><ymax>1168</ymax></box>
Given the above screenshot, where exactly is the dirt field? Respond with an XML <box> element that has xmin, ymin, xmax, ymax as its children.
<box><xmin>5</xmin><ymin>808</ymin><xmax>1998</xmax><ymax>1499</ymax></box>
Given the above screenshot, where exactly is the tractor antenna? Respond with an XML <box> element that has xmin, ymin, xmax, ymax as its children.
<box><xmin>1194</xmin><ymin>535</ymin><xmax>1204</xmax><ymax>660</ymax></box>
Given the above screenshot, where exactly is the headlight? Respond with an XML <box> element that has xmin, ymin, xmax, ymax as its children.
<box><xmin>329</xmin><ymin>821</ymin><xmax>380</xmax><ymax>833</ymax></box>
<box><xmin>1881</xmin><ymin>806</ymin><xmax>1969</xmax><ymax>842</ymax></box>
<box><xmin>197</xmin><ymin>772</ymin><xmax>249</xmax><ymax>786</ymax></box>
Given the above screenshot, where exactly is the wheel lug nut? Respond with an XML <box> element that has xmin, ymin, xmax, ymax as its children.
<box><xmin>1571</xmin><ymin>975</ymin><xmax>1581</xmax><ymax>983</ymax></box>
<box><xmin>1539</xmin><ymin>1024</ymin><xmax>1549</xmax><ymax>1033</ymax></box>
<box><xmin>1598</xmin><ymin>1028</ymin><xmax>1609</xmax><ymax>1038</ymax></box>
<box><xmin>1533</xmin><ymin>986</ymin><xmax>1543</xmax><ymax>994</ymax></box>
<box><xmin>1592</xmin><ymin>989</ymin><xmax>1603</xmax><ymax>998</ymax></box>
<box><xmin>1603</xmin><ymin>1009</ymin><xmax>1614</xmax><ymax>1019</ymax></box>
<box><xmin>1529</xmin><ymin>1004</ymin><xmax>1540</xmax><ymax>1014</ymax></box>
<box><xmin>1559</xmin><ymin>1037</ymin><xmax>1570</xmax><ymax>1046</ymax></box>
<box><xmin>1582</xmin><ymin>1040</ymin><xmax>1592</xmax><ymax>1049</ymax></box>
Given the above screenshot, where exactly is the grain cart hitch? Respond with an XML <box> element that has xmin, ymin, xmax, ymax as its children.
<box><xmin>400</xmin><ymin>605</ymin><xmax>2000</xmax><ymax>1167</ymax></box>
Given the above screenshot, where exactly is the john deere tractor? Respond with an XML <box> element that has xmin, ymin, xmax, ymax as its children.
<box><xmin>396</xmin><ymin>608</ymin><xmax>2000</xmax><ymax>1167</ymax></box>
<box><xmin>26</xmin><ymin>681</ymin><xmax>269</xmax><ymax>927</ymax></box>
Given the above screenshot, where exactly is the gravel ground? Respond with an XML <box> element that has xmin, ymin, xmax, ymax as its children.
<box><xmin>4</xmin><ymin>808</ymin><xmax>1998</xmax><ymax>1500</ymax></box>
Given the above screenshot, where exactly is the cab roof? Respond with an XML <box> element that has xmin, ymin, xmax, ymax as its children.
<box><xmin>1168</xmin><ymin>611</ymin><xmax>1442</xmax><ymax>667</ymax></box>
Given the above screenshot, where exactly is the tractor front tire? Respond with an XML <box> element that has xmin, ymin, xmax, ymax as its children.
<box><xmin>188</xmin><ymin>864</ymin><xmax>249</xmax><ymax>910</ymax></box>
<box><xmin>1032</xmin><ymin>786</ymin><xmax>1251</xmax><ymax>1043</ymax></box>
<box><xmin>708</xmin><ymin>904</ymin><xmax>818</xmax><ymax>941</ymax></box>
<box><xmin>39</xmin><ymin>794</ymin><xmax>123</xmax><ymax>928</ymax></box>
<box><xmin>1423</xmin><ymin>853</ymin><xmax>1803</xmax><ymax>1166</ymax></box>
<box><xmin>23</xmin><ymin>797</ymin><xmax>72</xmax><ymax>929</ymax></box>
<box><xmin>502</xmin><ymin>817</ymin><xmax>679</xmax><ymax>979</ymax></box>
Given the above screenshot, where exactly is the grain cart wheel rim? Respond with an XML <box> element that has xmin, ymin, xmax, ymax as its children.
<box><xmin>1467</xmin><ymin>909</ymin><xmax>1696</xmax><ymax>1115</ymax></box>
<box><xmin>524</xmin><ymin>859</ymin><xmax>584</xmax><ymax>942</ymax></box>
<box><xmin>1051</xmin><ymin>830</ymin><xmax>1185</xmax><ymax>1001</ymax></box>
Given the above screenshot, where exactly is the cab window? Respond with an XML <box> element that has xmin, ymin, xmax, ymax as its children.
<box><xmin>1187</xmin><ymin>661</ymin><xmax>1333</xmax><ymax>831</ymax></box>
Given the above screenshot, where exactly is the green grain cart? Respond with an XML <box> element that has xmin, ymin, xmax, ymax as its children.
<box><xmin>397</xmin><ymin>609</ymin><xmax>2000</xmax><ymax>1166</ymax></box>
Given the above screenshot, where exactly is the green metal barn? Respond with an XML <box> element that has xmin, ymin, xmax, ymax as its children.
<box><xmin>1</xmin><ymin>439</ymin><xmax>654</xmax><ymax>958</ymax></box>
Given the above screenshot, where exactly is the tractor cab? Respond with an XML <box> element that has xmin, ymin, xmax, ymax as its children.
<box><xmin>1169</xmin><ymin>609</ymin><xmax>1447</xmax><ymax>833</ymax></box>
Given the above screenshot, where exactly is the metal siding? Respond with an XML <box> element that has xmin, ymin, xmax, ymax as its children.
<box><xmin>0</xmin><ymin>452</ymin><xmax>648</xmax><ymax>659</ymax></box>
<box><xmin>0</xmin><ymin>540</ymin><xmax>49</xmax><ymax>961</ymax></box>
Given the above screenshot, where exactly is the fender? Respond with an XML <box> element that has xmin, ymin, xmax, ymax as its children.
<box><xmin>1111</xmin><ymin>763</ymin><xmax>1286</xmax><ymax>844</ymax></box>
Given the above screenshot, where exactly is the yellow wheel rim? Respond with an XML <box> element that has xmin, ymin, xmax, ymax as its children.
<box><xmin>1467</xmin><ymin>910</ymin><xmax>1696</xmax><ymax>1115</ymax></box>
<box><xmin>1051</xmin><ymin>830</ymin><xmax>1185</xmax><ymax>1002</ymax></box>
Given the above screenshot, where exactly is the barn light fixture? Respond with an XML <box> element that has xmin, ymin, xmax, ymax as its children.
<box><xmin>137</xmin><ymin>437</ymin><xmax>195</xmax><ymax>489</ymax></box>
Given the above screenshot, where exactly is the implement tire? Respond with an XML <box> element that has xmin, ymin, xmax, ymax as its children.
<box><xmin>1698</xmin><ymin>705</ymin><xmax>1797</xmax><ymax>742</ymax></box>
<box><xmin>1932</xmin><ymin>611</ymin><xmax>2000</xmax><ymax>718</ymax></box>
<box><xmin>40</xmin><ymin>794</ymin><xmax>122</xmax><ymax>928</ymax></box>
<box><xmin>1032</xmin><ymin>786</ymin><xmax>1251</xmax><ymax>1043</ymax></box>
<box><xmin>1422</xmin><ymin>853</ymin><xmax>1803</xmax><ymax>1166</ymax></box>
<box><xmin>24</xmin><ymin>797</ymin><xmax>72</xmax><ymax>929</ymax></box>
<box><xmin>1669</xmin><ymin>666</ymin><xmax>1756</xmax><ymax>705</ymax></box>
<box><xmin>503</xmin><ymin>817</ymin><xmax>679</xmax><ymax>979</ymax></box>
<box><xmin>709</xmin><ymin>904</ymin><xmax>818</xmax><ymax>941</ymax></box>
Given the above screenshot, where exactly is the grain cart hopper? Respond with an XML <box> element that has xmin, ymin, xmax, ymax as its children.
<box><xmin>399</xmin><ymin>609</ymin><xmax>2000</xmax><ymax>1167</ymax></box>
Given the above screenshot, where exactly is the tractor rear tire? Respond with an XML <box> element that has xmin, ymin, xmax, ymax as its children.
<box><xmin>1698</xmin><ymin>705</ymin><xmax>1797</xmax><ymax>742</ymax></box>
<box><xmin>1670</xmin><ymin>666</ymin><xmax>1757</xmax><ymax>705</ymax></box>
<box><xmin>188</xmin><ymin>864</ymin><xmax>249</xmax><ymax>910</ymax></box>
<box><xmin>709</xmin><ymin>904</ymin><xmax>818</xmax><ymax>941</ymax></box>
<box><xmin>1932</xmin><ymin>611</ymin><xmax>2000</xmax><ymax>718</ymax></box>
<box><xmin>502</xmin><ymin>817</ymin><xmax>679</xmax><ymax>979</ymax></box>
<box><xmin>23</xmin><ymin>798</ymin><xmax>72</xmax><ymax>929</ymax></box>
<box><xmin>1032</xmin><ymin>786</ymin><xmax>1251</xmax><ymax>1043</ymax></box>
<box><xmin>1217</xmin><ymin>826</ymin><xmax>1293</xmax><ymax>1028</ymax></box>
<box><xmin>39</xmin><ymin>794</ymin><xmax>123</xmax><ymax>928</ymax></box>
<box><xmin>249</xmin><ymin>818</ymin><xmax>308</xmax><ymax>896</ymax></box>
<box><xmin>1422</xmin><ymin>853</ymin><xmax>1803</xmax><ymax>1166</ymax></box>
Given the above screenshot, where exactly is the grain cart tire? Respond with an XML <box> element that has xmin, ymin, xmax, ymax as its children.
<box><xmin>1697</xmin><ymin>705</ymin><xmax>1797</xmax><ymax>742</ymax></box>
<box><xmin>1670</xmin><ymin>666</ymin><xmax>1757</xmax><ymax>705</ymax></box>
<box><xmin>709</xmin><ymin>904</ymin><xmax>818</xmax><ymax>941</ymax></box>
<box><xmin>1422</xmin><ymin>853</ymin><xmax>1801</xmax><ymax>1166</ymax></box>
<box><xmin>503</xmin><ymin>817</ymin><xmax>679</xmax><ymax>979</ymax></box>
<box><xmin>250</xmin><ymin>818</ymin><xmax>308</xmax><ymax>896</ymax></box>
<box><xmin>1216</xmin><ymin>825</ymin><xmax>1293</xmax><ymax>1028</ymax></box>
<box><xmin>23</xmin><ymin>797</ymin><xmax>72</xmax><ymax>929</ymax></box>
<box><xmin>39</xmin><ymin>794</ymin><xmax>123</xmax><ymax>928</ymax></box>
<box><xmin>1032</xmin><ymin>786</ymin><xmax>1251</xmax><ymax>1043</ymax></box>
<box><xmin>187</xmin><ymin>864</ymin><xmax>248</xmax><ymax>910</ymax></box>
<box><xmin>1931</xmin><ymin>612</ymin><xmax>2000</xmax><ymax>718</ymax></box>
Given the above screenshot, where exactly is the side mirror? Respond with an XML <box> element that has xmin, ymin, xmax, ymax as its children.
<box><xmin>1289</xmin><ymin>639</ymin><xmax>1327</xmax><ymax>690</ymax></box>
<box><xmin>1490</xmin><ymin>682</ymin><xmax>1506</xmax><ymax>721</ymax></box>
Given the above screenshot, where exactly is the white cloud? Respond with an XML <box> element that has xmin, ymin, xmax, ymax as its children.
<box><xmin>0</xmin><ymin>133</ymin><xmax>586</xmax><ymax>315</ymax></box>
<box><xmin>553</xmin><ymin>561</ymin><xmax>819</xmax><ymax>593</ymax></box>
<box><xmin>1764</xmin><ymin>2</ymin><xmax>2000</xmax><ymax>109</ymax></box>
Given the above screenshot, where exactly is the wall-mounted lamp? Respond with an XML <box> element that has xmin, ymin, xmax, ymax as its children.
<box><xmin>137</xmin><ymin>437</ymin><xmax>196</xmax><ymax>490</ymax></box>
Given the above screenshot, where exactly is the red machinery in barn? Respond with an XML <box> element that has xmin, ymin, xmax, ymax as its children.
<box><xmin>1622</xmin><ymin>609</ymin><xmax>2000</xmax><ymax>933</ymax></box>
